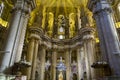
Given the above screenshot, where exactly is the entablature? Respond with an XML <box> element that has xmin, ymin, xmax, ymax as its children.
<box><xmin>40</xmin><ymin>31</ymin><xmax>83</xmax><ymax>50</ymax></box>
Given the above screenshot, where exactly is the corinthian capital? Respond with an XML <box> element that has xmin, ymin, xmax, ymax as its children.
<box><xmin>12</xmin><ymin>0</ymin><xmax>36</xmax><ymax>14</ymax></box>
<box><xmin>88</xmin><ymin>0</ymin><xmax>112</xmax><ymax>14</ymax></box>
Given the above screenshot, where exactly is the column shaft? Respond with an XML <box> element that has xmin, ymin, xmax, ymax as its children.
<box><xmin>26</xmin><ymin>27</ymin><xmax>41</xmax><ymax>80</ymax></box>
<box><xmin>84</xmin><ymin>42</ymin><xmax>91</xmax><ymax>80</ymax></box>
<box><xmin>65</xmin><ymin>49</ymin><xmax>71</xmax><ymax>80</ymax></box>
<box><xmin>84</xmin><ymin>39</ymin><xmax>95</xmax><ymax>79</ymax></box>
<box><xmin>0</xmin><ymin>11</ymin><xmax>25</xmax><ymax>72</ymax></box>
<box><xmin>31</xmin><ymin>40</ymin><xmax>39</xmax><ymax>80</ymax></box>
<box><xmin>77</xmin><ymin>47</ymin><xmax>85</xmax><ymax>80</ymax></box>
<box><xmin>77</xmin><ymin>48</ymin><xmax>81</xmax><ymax>80</ymax></box>
<box><xmin>93</xmin><ymin>15</ymin><xmax>108</xmax><ymax>61</ymax></box>
<box><xmin>26</xmin><ymin>38</ymin><xmax>35</xmax><ymax>80</ymax></box>
<box><xmin>15</xmin><ymin>15</ymin><xmax>29</xmax><ymax>62</ymax></box>
<box><xmin>52</xmin><ymin>50</ymin><xmax>57</xmax><ymax>80</ymax></box>
<box><xmin>40</xmin><ymin>46</ymin><xmax>46</xmax><ymax>80</ymax></box>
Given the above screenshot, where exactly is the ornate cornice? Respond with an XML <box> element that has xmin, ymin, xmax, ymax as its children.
<box><xmin>40</xmin><ymin>40</ymin><xmax>83</xmax><ymax>50</ymax></box>
<box><xmin>39</xmin><ymin>32</ymin><xmax>83</xmax><ymax>50</ymax></box>
<box><xmin>41</xmin><ymin>33</ymin><xmax>82</xmax><ymax>45</ymax></box>
<box><xmin>29</xmin><ymin>27</ymin><xmax>43</xmax><ymax>34</ymax></box>
<box><xmin>37</xmin><ymin>27</ymin><xmax>95</xmax><ymax>50</ymax></box>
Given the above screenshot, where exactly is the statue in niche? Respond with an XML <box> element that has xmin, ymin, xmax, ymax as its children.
<box><xmin>77</xmin><ymin>7</ymin><xmax>82</xmax><ymax>29</ymax></box>
<box><xmin>87</xmin><ymin>11</ymin><xmax>93</xmax><ymax>27</ymax></box>
<box><xmin>71</xmin><ymin>60</ymin><xmax>77</xmax><ymax>74</ymax></box>
<box><xmin>58</xmin><ymin>71</ymin><xmax>63</xmax><ymax>80</ymax></box>
<box><xmin>45</xmin><ymin>60</ymin><xmax>51</xmax><ymax>71</ymax></box>
<box><xmin>58</xmin><ymin>15</ymin><xmax>66</xmax><ymax>28</ymax></box>
<box><xmin>48</xmin><ymin>12</ymin><xmax>54</xmax><ymax>31</ymax></box>
<box><xmin>71</xmin><ymin>60</ymin><xmax>77</xmax><ymax>80</ymax></box>
<box><xmin>69</xmin><ymin>13</ymin><xmax>75</xmax><ymax>37</ymax></box>
<box><xmin>45</xmin><ymin>60</ymin><xmax>51</xmax><ymax>80</ymax></box>
<box><xmin>69</xmin><ymin>13</ymin><xmax>75</xmax><ymax>29</ymax></box>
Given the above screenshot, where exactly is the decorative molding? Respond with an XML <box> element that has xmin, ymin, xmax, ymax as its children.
<box><xmin>40</xmin><ymin>34</ymin><xmax>83</xmax><ymax>50</ymax></box>
<box><xmin>79</xmin><ymin>27</ymin><xmax>95</xmax><ymax>41</ymax></box>
<box><xmin>29</xmin><ymin>27</ymin><xmax>43</xmax><ymax>35</ymax></box>
<box><xmin>79</xmin><ymin>27</ymin><xmax>95</xmax><ymax>35</ymax></box>
<box><xmin>83</xmin><ymin>34</ymin><xmax>94</xmax><ymax>40</ymax></box>
<box><xmin>36</xmin><ymin>27</ymin><xmax>95</xmax><ymax>50</ymax></box>
<box><xmin>29</xmin><ymin>34</ymin><xmax>40</xmax><ymax>40</ymax></box>
<box><xmin>29</xmin><ymin>27</ymin><xmax>43</xmax><ymax>40</ymax></box>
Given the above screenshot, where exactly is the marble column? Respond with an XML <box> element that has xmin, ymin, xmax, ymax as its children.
<box><xmin>40</xmin><ymin>45</ymin><xmax>46</xmax><ymax>80</ymax></box>
<box><xmin>15</xmin><ymin>14</ymin><xmax>29</xmax><ymax>63</ymax></box>
<box><xmin>65</xmin><ymin>49</ymin><xmax>71</xmax><ymax>80</ymax></box>
<box><xmin>81</xmin><ymin>27</ymin><xmax>95</xmax><ymax>80</ymax></box>
<box><xmin>52</xmin><ymin>47</ymin><xmax>57</xmax><ymax>80</ymax></box>
<box><xmin>77</xmin><ymin>47</ymin><xmax>85</xmax><ymax>80</ymax></box>
<box><xmin>31</xmin><ymin>40</ymin><xmax>39</xmax><ymax>80</ymax></box>
<box><xmin>0</xmin><ymin>0</ymin><xmax>36</xmax><ymax>73</ymax></box>
<box><xmin>26</xmin><ymin>27</ymin><xmax>41</xmax><ymax>80</ymax></box>
<box><xmin>88</xmin><ymin>0</ymin><xmax>120</xmax><ymax>75</ymax></box>
<box><xmin>26</xmin><ymin>37</ymin><xmax>35</xmax><ymax>80</ymax></box>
